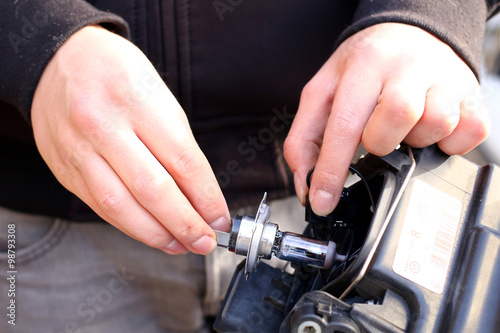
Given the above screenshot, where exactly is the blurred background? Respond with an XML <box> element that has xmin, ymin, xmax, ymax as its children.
<box><xmin>467</xmin><ymin>13</ymin><xmax>500</xmax><ymax>165</ymax></box>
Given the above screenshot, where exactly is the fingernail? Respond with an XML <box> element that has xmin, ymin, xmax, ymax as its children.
<box><xmin>209</xmin><ymin>217</ymin><xmax>230</xmax><ymax>232</ymax></box>
<box><xmin>311</xmin><ymin>189</ymin><xmax>334</xmax><ymax>216</ymax></box>
<box><xmin>294</xmin><ymin>173</ymin><xmax>306</xmax><ymax>206</ymax></box>
<box><xmin>165</xmin><ymin>239</ymin><xmax>189</xmax><ymax>255</ymax></box>
<box><xmin>192</xmin><ymin>235</ymin><xmax>217</xmax><ymax>255</ymax></box>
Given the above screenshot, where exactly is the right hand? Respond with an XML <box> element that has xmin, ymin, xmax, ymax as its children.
<box><xmin>284</xmin><ymin>23</ymin><xmax>490</xmax><ymax>215</ymax></box>
<box><xmin>31</xmin><ymin>26</ymin><xmax>230</xmax><ymax>255</ymax></box>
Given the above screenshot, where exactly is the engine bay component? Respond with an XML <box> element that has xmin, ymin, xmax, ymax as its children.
<box><xmin>216</xmin><ymin>193</ymin><xmax>346</xmax><ymax>276</ymax></box>
<box><xmin>214</xmin><ymin>145</ymin><xmax>500</xmax><ymax>333</ymax></box>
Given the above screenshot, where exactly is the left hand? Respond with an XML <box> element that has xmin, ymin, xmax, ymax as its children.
<box><xmin>284</xmin><ymin>23</ymin><xmax>490</xmax><ymax>216</ymax></box>
<box><xmin>31</xmin><ymin>26</ymin><xmax>230</xmax><ymax>256</ymax></box>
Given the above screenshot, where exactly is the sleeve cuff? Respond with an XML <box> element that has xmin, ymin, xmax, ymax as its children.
<box><xmin>335</xmin><ymin>0</ymin><xmax>488</xmax><ymax>81</ymax></box>
<box><xmin>0</xmin><ymin>0</ymin><xmax>130</xmax><ymax>123</ymax></box>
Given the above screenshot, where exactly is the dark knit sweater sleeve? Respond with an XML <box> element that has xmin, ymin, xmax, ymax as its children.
<box><xmin>337</xmin><ymin>0</ymin><xmax>500</xmax><ymax>81</ymax></box>
<box><xmin>0</xmin><ymin>0</ymin><xmax>130</xmax><ymax>123</ymax></box>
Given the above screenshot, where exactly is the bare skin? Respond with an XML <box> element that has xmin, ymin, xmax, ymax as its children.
<box><xmin>284</xmin><ymin>23</ymin><xmax>490</xmax><ymax>216</ymax></box>
<box><xmin>32</xmin><ymin>23</ymin><xmax>490</xmax><ymax>255</ymax></box>
<box><xmin>32</xmin><ymin>26</ymin><xmax>230</xmax><ymax>255</ymax></box>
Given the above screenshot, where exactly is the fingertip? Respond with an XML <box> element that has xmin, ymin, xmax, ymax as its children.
<box><xmin>362</xmin><ymin>80</ymin><xmax>425</xmax><ymax>156</ymax></box>
<box><xmin>362</xmin><ymin>133</ymin><xmax>396</xmax><ymax>157</ymax></box>
<box><xmin>437</xmin><ymin>141</ymin><xmax>467</xmax><ymax>156</ymax></box>
<box><xmin>294</xmin><ymin>172</ymin><xmax>307</xmax><ymax>206</ymax></box>
<box><xmin>209</xmin><ymin>216</ymin><xmax>231</xmax><ymax>232</ymax></box>
<box><xmin>165</xmin><ymin>239</ymin><xmax>189</xmax><ymax>255</ymax></box>
<box><xmin>191</xmin><ymin>235</ymin><xmax>217</xmax><ymax>255</ymax></box>
<box><xmin>310</xmin><ymin>188</ymin><xmax>338</xmax><ymax>216</ymax></box>
<box><xmin>438</xmin><ymin>103</ymin><xmax>491</xmax><ymax>155</ymax></box>
<box><xmin>307</xmin><ymin>156</ymin><xmax>350</xmax><ymax>217</ymax></box>
<box><xmin>468</xmin><ymin>105</ymin><xmax>491</xmax><ymax>143</ymax></box>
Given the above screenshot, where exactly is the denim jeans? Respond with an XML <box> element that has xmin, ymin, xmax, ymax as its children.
<box><xmin>0</xmin><ymin>197</ymin><xmax>305</xmax><ymax>332</ymax></box>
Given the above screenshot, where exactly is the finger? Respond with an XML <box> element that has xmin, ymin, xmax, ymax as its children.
<box><xmin>404</xmin><ymin>85</ymin><xmax>462</xmax><ymax>147</ymax></box>
<box><xmin>284</xmin><ymin>65</ymin><xmax>339</xmax><ymax>205</ymax></box>
<box><xmin>96</xmin><ymin>131</ymin><xmax>217</xmax><ymax>255</ymax></box>
<box><xmin>132</xmin><ymin>95</ymin><xmax>230</xmax><ymax>229</ymax></box>
<box><xmin>71</xmin><ymin>148</ymin><xmax>189</xmax><ymax>255</ymax></box>
<box><xmin>309</xmin><ymin>66</ymin><xmax>383</xmax><ymax>216</ymax></box>
<box><xmin>362</xmin><ymin>77</ymin><xmax>426</xmax><ymax>155</ymax></box>
<box><xmin>438</xmin><ymin>97</ymin><xmax>491</xmax><ymax>155</ymax></box>
<box><xmin>58</xmin><ymin>154</ymin><xmax>155</xmax><ymax>248</ymax></box>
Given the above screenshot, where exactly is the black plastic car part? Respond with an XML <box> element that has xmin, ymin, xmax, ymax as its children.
<box><xmin>214</xmin><ymin>145</ymin><xmax>500</xmax><ymax>333</ymax></box>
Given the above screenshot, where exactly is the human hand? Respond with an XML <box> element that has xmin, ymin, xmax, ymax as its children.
<box><xmin>31</xmin><ymin>26</ymin><xmax>230</xmax><ymax>255</ymax></box>
<box><xmin>285</xmin><ymin>23</ymin><xmax>490</xmax><ymax>215</ymax></box>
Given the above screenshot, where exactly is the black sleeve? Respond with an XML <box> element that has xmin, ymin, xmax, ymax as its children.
<box><xmin>0</xmin><ymin>0</ymin><xmax>130</xmax><ymax>123</ymax></box>
<box><xmin>336</xmin><ymin>0</ymin><xmax>500</xmax><ymax>81</ymax></box>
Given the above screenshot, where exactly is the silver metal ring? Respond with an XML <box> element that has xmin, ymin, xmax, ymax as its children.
<box><xmin>245</xmin><ymin>193</ymin><xmax>270</xmax><ymax>276</ymax></box>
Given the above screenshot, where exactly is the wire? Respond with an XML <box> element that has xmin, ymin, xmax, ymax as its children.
<box><xmin>325</xmin><ymin>246</ymin><xmax>362</xmax><ymax>283</ymax></box>
<box><xmin>317</xmin><ymin>268</ymin><xmax>327</xmax><ymax>286</ymax></box>
<box><xmin>307</xmin><ymin>165</ymin><xmax>374</xmax><ymax>210</ymax></box>
<box><xmin>346</xmin><ymin>247</ymin><xmax>362</xmax><ymax>263</ymax></box>
<box><xmin>344</xmin><ymin>229</ymin><xmax>355</xmax><ymax>261</ymax></box>
<box><xmin>349</xmin><ymin>165</ymin><xmax>375</xmax><ymax>210</ymax></box>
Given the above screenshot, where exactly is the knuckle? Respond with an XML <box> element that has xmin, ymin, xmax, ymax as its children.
<box><xmin>434</xmin><ymin>116</ymin><xmax>457</xmax><ymax>139</ymax></box>
<box><xmin>133</xmin><ymin>170</ymin><xmax>168</xmax><ymax>203</ymax></box>
<box><xmin>349</xmin><ymin>38</ymin><xmax>384</xmax><ymax>65</ymax></box>
<box><xmin>145</xmin><ymin>231</ymin><xmax>171</xmax><ymax>250</ymax></box>
<box><xmin>283</xmin><ymin>135</ymin><xmax>299</xmax><ymax>158</ymax></box>
<box><xmin>459</xmin><ymin>101</ymin><xmax>490</xmax><ymax>143</ymax></box>
<box><xmin>173</xmin><ymin>148</ymin><xmax>205</xmax><ymax>179</ymax></box>
<box><xmin>312</xmin><ymin>166</ymin><xmax>343</xmax><ymax>188</ymax></box>
<box><xmin>69</xmin><ymin>97</ymin><xmax>117</xmax><ymax>139</ymax></box>
<box><xmin>96</xmin><ymin>193</ymin><xmax>125</xmax><ymax>216</ymax></box>
<box><xmin>334</xmin><ymin>106</ymin><xmax>360</xmax><ymax>132</ymax></box>
<box><xmin>284</xmin><ymin>134</ymin><xmax>322</xmax><ymax>170</ymax></box>
<box><xmin>300</xmin><ymin>80</ymin><xmax>317</xmax><ymax>99</ymax></box>
<box><xmin>174</xmin><ymin>219</ymin><xmax>205</xmax><ymax>243</ymax></box>
<box><xmin>392</xmin><ymin>100</ymin><xmax>417</xmax><ymax>122</ymax></box>
<box><xmin>69</xmin><ymin>98</ymin><xmax>100</xmax><ymax>129</ymax></box>
<box><xmin>301</xmin><ymin>79</ymin><xmax>334</xmax><ymax>104</ymax></box>
<box><xmin>70</xmin><ymin>140</ymin><xmax>94</xmax><ymax>166</ymax></box>
<box><xmin>300</xmin><ymin>80</ymin><xmax>314</xmax><ymax>99</ymax></box>
<box><xmin>422</xmin><ymin>107</ymin><xmax>460</xmax><ymax>143</ymax></box>
<box><xmin>383</xmin><ymin>95</ymin><xmax>420</xmax><ymax>125</ymax></box>
<box><xmin>469</xmin><ymin>116</ymin><xmax>491</xmax><ymax>143</ymax></box>
<box><xmin>60</xmin><ymin>165</ymin><xmax>85</xmax><ymax>195</ymax></box>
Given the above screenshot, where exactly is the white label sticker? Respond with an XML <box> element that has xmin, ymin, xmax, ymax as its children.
<box><xmin>392</xmin><ymin>180</ymin><xmax>462</xmax><ymax>294</ymax></box>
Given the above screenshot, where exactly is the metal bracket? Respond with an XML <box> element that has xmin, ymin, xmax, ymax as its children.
<box><xmin>339</xmin><ymin>147</ymin><xmax>415</xmax><ymax>300</ymax></box>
